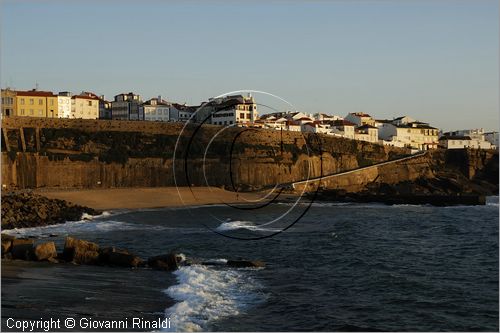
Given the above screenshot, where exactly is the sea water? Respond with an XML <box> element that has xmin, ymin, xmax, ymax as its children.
<box><xmin>2</xmin><ymin>197</ymin><xmax>498</xmax><ymax>331</ymax></box>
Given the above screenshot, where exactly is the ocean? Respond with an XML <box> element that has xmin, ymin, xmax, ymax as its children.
<box><xmin>2</xmin><ymin>197</ymin><xmax>499</xmax><ymax>332</ymax></box>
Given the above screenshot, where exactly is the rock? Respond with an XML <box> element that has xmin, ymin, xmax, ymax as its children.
<box><xmin>99</xmin><ymin>247</ymin><xmax>144</xmax><ymax>267</ymax></box>
<box><xmin>34</xmin><ymin>242</ymin><xmax>57</xmax><ymax>261</ymax></box>
<box><xmin>63</xmin><ymin>236</ymin><xmax>99</xmax><ymax>262</ymax></box>
<box><xmin>47</xmin><ymin>257</ymin><xmax>59</xmax><ymax>264</ymax></box>
<box><xmin>11</xmin><ymin>238</ymin><xmax>35</xmax><ymax>260</ymax></box>
<box><xmin>1</xmin><ymin>234</ymin><xmax>15</xmax><ymax>256</ymax></box>
<box><xmin>148</xmin><ymin>253</ymin><xmax>179</xmax><ymax>271</ymax></box>
<box><xmin>73</xmin><ymin>247</ymin><xmax>100</xmax><ymax>265</ymax></box>
<box><xmin>227</xmin><ymin>260</ymin><xmax>265</xmax><ymax>268</ymax></box>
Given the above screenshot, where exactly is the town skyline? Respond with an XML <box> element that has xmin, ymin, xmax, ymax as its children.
<box><xmin>2</xmin><ymin>0</ymin><xmax>498</xmax><ymax>132</ymax></box>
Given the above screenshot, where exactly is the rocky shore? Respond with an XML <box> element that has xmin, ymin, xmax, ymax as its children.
<box><xmin>1</xmin><ymin>235</ymin><xmax>265</xmax><ymax>271</ymax></box>
<box><xmin>313</xmin><ymin>175</ymin><xmax>498</xmax><ymax>206</ymax></box>
<box><xmin>1</xmin><ymin>192</ymin><xmax>100</xmax><ymax>230</ymax></box>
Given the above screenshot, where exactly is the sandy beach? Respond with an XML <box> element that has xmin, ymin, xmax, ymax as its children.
<box><xmin>35</xmin><ymin>187</ymin><xmax>291</xmax><ymax>211</ymax></box>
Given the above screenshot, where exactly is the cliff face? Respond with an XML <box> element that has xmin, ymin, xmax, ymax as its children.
<box><xmin>1</xmin><ymin>117</ymin><xmax>497</xmax><ymax>194</ymax></box>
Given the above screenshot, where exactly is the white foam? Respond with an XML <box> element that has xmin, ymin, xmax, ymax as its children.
<box><xmin>215</xmin><ymin>220</ymin><xmax>281</xmax><ymax>233</ymax></box>
<box><xmin>163</xmin><ymin>263</ymin><xmax>264</xmax><ymax>332</ymax></box>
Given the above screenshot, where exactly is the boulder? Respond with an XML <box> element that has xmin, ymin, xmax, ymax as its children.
<box><xmin>33</xmin><ymin>242</ymin><xmax>57</xmax><ymax>261</ymax></box>
<box><xmin>99</xmin><ymin>247</ymin><xmax>144</xmax><ymax>267</ymax></box>
<box><xmin>148</xmin><ymin>253</ymin><xmax>179</xmax><ymax>271</ymax></box>
<box><xmin>1</xmin><ymin>234</ymin><xmax>15</xmax><ymax>256</ymax></box>
<box><xmin>227</xmin><ymin>260</ymin><xmax>265</xmax><ymax>268</ymax></box>
<box><xmin>63</xmin><ymin>237</ymin><xmax>99</xmax><ymax>262</ymax></box>
<box><xmin>11</xmin><ymin>238</ymin><xmax>35</xmax><ymax>260</ymax></box>
<box><xmin>73</xmin><ymin>247</ymin><xmax>100</xmax><ymax>265</ymax></box>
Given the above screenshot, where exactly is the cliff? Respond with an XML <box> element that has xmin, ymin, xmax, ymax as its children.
<box><xmin>1</xmin><ymin>117</ymin><xmax>497</xmax><ymax>195</ymax></box>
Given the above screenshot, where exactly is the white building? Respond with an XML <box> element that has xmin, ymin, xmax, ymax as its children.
<box><xmin>485</xmin><ymin>132</ymin><xmax>499</xmax><ymax>148</ymax></box>
<box><xmin>140</xmin><ymin>96</ymin><xmax>170</xmax><ymax>122</ymax></box>
<box><xmin>439</xmin><ymin>129</ymin><xmax>493</xmax><ymax>149</ymax></box>
<box><xmin>345</xmin><ymin>112</ymin><xmax>376</xmax><ymax>127</ymax></box>
<box><xmin>57</xmin><ymin>91</ymin><xmax>72</xmax><ymax>118</ymax></box>
<box><xmin>208</xmin><ymin>94</ymin><xmax>258</xmax><ymax>126</ymax></box>
<box><xmin>377</xmin><ymin>120</ymin><xmax>439</xmax><ymax>150</ymax></box>
<box><xmin>354</xmin><ymin>125</ymin><xmax>378</xmax><ymax>143</ymax></box>
<box><xmin>71</xmin><ymin>92</ymin><xmax>100</xmax><ymax>119</ymax></box>
<box><xmin>329</xmin><ymin>120</ymin><xmax>356</xmax><ymax>140</ymax></box>
<box><xmin>313</xmin><ymin>113</ymin><xmax>343</xmax><ymax>122</ymax></box>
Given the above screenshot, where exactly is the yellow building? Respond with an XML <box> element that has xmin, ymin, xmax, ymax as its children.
<box><xmin>1</xmin><ymin>88</ymin><xmax>17</xmax><ymax>117</ymax></box>
<box><xmin>13</xmin><ymin>90</ymin><xmax>58</xmax><ymax>118</ymax></box>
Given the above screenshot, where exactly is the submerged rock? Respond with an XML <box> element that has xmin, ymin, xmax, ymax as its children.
<box><xmin>148</xmin><ymin>253</ymin><xmax>180</xmax><ymax>271</ymax></box>
<box><xmin>99</xmin><ymin>247</ymin><xmax>144</xmax><ymax>267</ymax></box>
<box><xmin>227</xmin><ymin>260</ymin><xmax>265</xmax><ymax>268</ymax></box>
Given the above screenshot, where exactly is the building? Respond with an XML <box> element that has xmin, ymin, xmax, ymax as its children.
<box><xmin>439</xmin><ymin>129</ymin><xmax>493</xmax><ymax>149</ymax></box>
<box><xmin>329</xmin><ymin>119</ymin><xmax>356</xmax><ymax>140</ymax></box>
<box><xmin>140</xmin><ymin>96</ymin><xmax>171</xmax><ymax>122</ymax></box>
<box><xmin>345</xmin><ymin>112</ymin><xmax>376</xmax><ymax>127</ymax></box>
<box><xmin>199</xmin><ymin>94</ymin><xmax>257</xmax><ymax>126</ymax></box>
<box><xmin>485</xmin><ymin>132</ymin><xmax>499</xmax><ymax>148</ymax></box>
<box><xmin>14</xmin><ymin>89</ymin><xmax>58</xmax><ymax>118</ymax></box>
<box><xmin>354</xmin><ymin>124</ymin><xmax>378</xmax><ymax>143</ymax></box>
<box><xmin>58</xmin><ymin>92</ymin><xmax>72</xmax><ymax>118</ymax></box>
<box><xmin>71</xmin><ymin>92</ymin><xmax>100</xmax><ymax>119</ymax></box>
<box><xmin>112</xmin><ymin>92</ymin><xmax>143</xmax><ymax>120</ymax></box>
<box><xmin>98</xmin><ymin>96</ymin><xmax>112</xmax><ymax>120</ymax></box>
<box><xmin>378</xmin><ymin>121</ymin><xmax>439</xmax><ymax>150</ymax></box>
<box><xmin>313</xmin><ymin>113</ymin><xmax>343</xmax><ymax>122</ymax></box>
<box><xmin>1</xmin><ymin>88</ymin><xmax>16</xmax><ymax>117</ymax></box>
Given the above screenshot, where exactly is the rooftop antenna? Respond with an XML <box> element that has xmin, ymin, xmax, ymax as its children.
<box><xmin>35</xmin><ymin>82</ymin><xmax>39</xmax><ymax>91</ymax></box>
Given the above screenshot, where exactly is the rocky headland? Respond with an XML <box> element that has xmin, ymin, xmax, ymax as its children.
<box><xmin>1</xmin><ymin>192</ymin><xmax>100</xmax><ymax>229</ymax></box>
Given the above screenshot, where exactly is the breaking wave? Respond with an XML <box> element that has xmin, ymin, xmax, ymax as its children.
<box><xmin>163</xmin><ymin>262</ymin><xmax>265</xmax><ymax>332</ymax></box>
<box><xmin>215</xmin><ymin>220</ymin><xmax>281</xmax><ymax>232</ymax></box>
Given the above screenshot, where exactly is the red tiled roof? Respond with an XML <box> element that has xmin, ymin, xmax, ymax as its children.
<box><xmin>16</xmin><ymin>90</ymin><xmax>55</xmax><ymax>97</ymax></box>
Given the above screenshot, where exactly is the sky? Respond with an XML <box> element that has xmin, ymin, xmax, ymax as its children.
<box><xmin>1</xmin><ymin>0</ymin><xmax>498</xmax><ymax>131</ymax></box>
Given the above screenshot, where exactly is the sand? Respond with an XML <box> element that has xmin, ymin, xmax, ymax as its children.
<box><xmin>34</xmin><ymin>187</ymin><xmax>287</xmax><ymax>211</ymax></box>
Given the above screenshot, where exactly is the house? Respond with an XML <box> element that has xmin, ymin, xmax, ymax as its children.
<box><xmin>1</xmin><ymin>88</ymin><xmax>16</xmax><ymax>117</ymax></box>
<box><xmin>301</xmin><ymin>121</ymin><xmax>332</xmax><ymax>135</ymax></box>
<box><xmin>392</xmin><ymin>115</ymin><xmax>416</xmax><ymax>126</ymax></box>
<box><xmin>354</xmin><ymin>124</ymin><xmax>378</xmax><ymax>143</ymax></box>
<box><xmin>329</xmin><ymin>119</ymin><xmax>356</xmax><ymax>140</ymax></box>
<box><xmin>345</xmin><ymin>112</ymin><xmax>376</xmax><ymax>127</ymax></box>
<box><xmin>485</xmin><ymin>132</ymin><xmax>499</xmax><ymax>148</ymax></box>
<box><xmin>140</xmin><ymin>96</ymin><xmax>170</xmax><ymax>122</ymax></box>
<box><xmin>378</xmin><ymin>121</ymin><xmax>438</xmax><ymax>150</ymax></box>
<box><xmin>170</xmin><ymin>103</ymin><xmax>195</xmax><ymax>122</ymax></box>
<box><xmin>71</xmin><ymin>92</ymin><xmax>100</xmax><ymax>119</ymax></box>
<box><xmin>13</xmin><ymin>89</ymin><xmax>58</xmax><ymax>118</ymax></box>
<box><xmin>313</xmin><ymin>113</ymin><xmax>342</xmax><ymax>122</ymax></box>
<box><xmin>57</xmin><ymin>92</ymin><xmax>72</xmax><ymax>118</ymax></box>
<box><xmin>439</xmin><ymin>130</ymin><xmax>493</xmax><ymax>149</ymax></box>
<box><xmin>198</xmin><ymin>94</ymin><xmax>258</xmax><ymax>126</ymax></box>
<box><xmin>111</xmin><ymin>92</ymin><xmax>143</xmax><ymax>120</ymax></box>
<box><xmin>98</xmin><ymin>96</ymin><xmax>112</xmax><ymax>120</ymax></box>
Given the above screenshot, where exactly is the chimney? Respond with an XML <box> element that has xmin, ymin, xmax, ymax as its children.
<box><xmin>158</xmin><ymin>95</ymin><xmax>162</xmax><ymax>102</ymax></box>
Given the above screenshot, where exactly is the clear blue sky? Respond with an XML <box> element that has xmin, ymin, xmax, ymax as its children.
<box><xmin>1</xmin><ymin>0</ymin><xmax>498</xmax><ymax>131</ymax></box>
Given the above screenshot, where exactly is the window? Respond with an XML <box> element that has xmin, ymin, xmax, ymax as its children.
<box><xmin>50</xmin><ymin>100</ymin><xmax>54</xmax><ymax>106</ymax></box>
<box><xmin>20</xmin><ymin>98</ymin><xmax>25</xmax><ymax>105</ymax></box>
<box><xmin>240</xmin><ymin>113</ymin><xmax>244</xmax><ymax>118</ymax></box>
<box><xmin>39</xmin><ymin>99</ymin><xmax>43</xmax><ymax>105</ymax></box>
<box><xmin>30</xmin><ymin>99</ymin><xmax>34</xmax><ymax>105</ymax></box>
<box><xmin>39</xmin><ymin>110</ymin><xmax>43</xmax><ymax>116</ymax></box>
<box><xmin>21</xmin><ymin>109</ymin><xmax>25</xmax><ymax>115</ymax></box>
<box><xmin>30</xmin><ymin>109</ymin><xmax>34</xmax><ymax>115</ymax></box>
<box><xmin>246</xmin><ymin>113</ymin><xmax>250</xmax><ymax>119</ymax></box>
<box><xmin>1</xmin><ymin>97</ymin><xmax>3</xmax><ymax>104</ymax></box>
